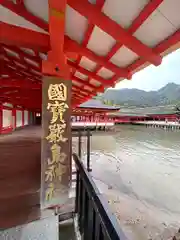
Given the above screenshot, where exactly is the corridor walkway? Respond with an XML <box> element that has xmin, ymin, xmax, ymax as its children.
<box><xmin>0</xmin><ymin>126</ymin><xmax>42</xmax><ymax>229</ymax></box>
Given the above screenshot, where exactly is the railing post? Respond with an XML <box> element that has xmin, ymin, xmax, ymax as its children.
<box><xmin>78</xmin><ymin>129</ymin><xmax>82</xmax><ymax>159</ymax></box>
<box><xmin>79</xmin><ymin>178</ymin><xmax>83</xmax><ymax>233</ymax></box>
<box><xmin>87</xmin><ymin>128</ymin><xmax>91</xmax><ymax>172</ymax></box>
<box><xmin>75</xmin><ymin>171</ymin><xmax>79</xmax><ymax>213</ymax></box>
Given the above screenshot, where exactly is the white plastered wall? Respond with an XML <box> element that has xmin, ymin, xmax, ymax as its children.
<box><xmin>2</xmin><ymin>109</ymin><xmax>12</xmax><ymax>128</ymax></box>
<box><xmin>16</xmin><ymin>110</ymin><xmax>22</xmax><ymax>128</ymax></box>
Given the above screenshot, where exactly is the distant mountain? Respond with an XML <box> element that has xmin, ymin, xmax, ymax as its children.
<box><xmin>101</xmin><ymin>83</ymin><xmax>180</xmax><ymax>107</ymax></box>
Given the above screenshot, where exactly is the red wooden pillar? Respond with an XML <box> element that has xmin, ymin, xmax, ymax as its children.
<box><xmin>0</xmin><ymin>105</ymin><xmax>2</xmax><ymax>134</ymax></box>
<box><xmin>12</xmin><ymin>107</ymin><xmax>16</xmax><ymax>130</ymax></box>
<box><xmin>41</xmin><ymin>0</ymin><xmax>72</xmax><ymax>209</ymax></box>
<box><xmin>22</xmin><ymin>109</ymin><xmax>24</xmax><ymax>127</ymax></box>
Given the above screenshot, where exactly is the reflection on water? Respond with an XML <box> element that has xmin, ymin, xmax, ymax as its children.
<box><xmin>73</xmin><ymin>126</ymin><xmax>180</xmax><ymax>240</ymax></box>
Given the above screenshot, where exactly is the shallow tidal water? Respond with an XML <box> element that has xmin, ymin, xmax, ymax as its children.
<box><xmin>73</xmin><ymin>125</ymin><xmax>180</xmax><ymax>240</ymax></box>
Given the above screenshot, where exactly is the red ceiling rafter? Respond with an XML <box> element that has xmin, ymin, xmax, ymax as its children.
<box><xmin>2</xmin><ymin>60</ymin><xmax>41</xmax><ymax>80</ymax></box>
<box><xmin>72</xmin><ymin>75</ymin><xmax>103</xmax><ymax>93</ymax></box>
<box><xmin>0</xmin><ymin>95</ymin><xmax>42</xmax><ymax>108</ymax></box>
<box><xmin>0</xmin><ymin>88</ymin><xmax>17</xmax><ymax>96</ymax></box>
<box><xmin>0</xmin><ymin>23</ymin><xmax>113</xmax><ymax>90</ymax></box>
<box><xmin>72</xmin><ymin>93</ymin><xmax>87</xmax><ymax>100</ymax></box>
<box><xmin>1</xmin><ymin>45</ymin><xmax>41</xmax><ymax>72</ymax></box>
<box><xmin>107</xmin><ymin>0</ymin><xmax>164</xmax><ymax>60</ymax></box>
<box><xmin>128</xmin><ymin>29</ymin><xmax>180</xmax><ymax>72</ymax></box>
<box><xmin>3</xmin><ymin>54</ymin><xmax>41</xmax><ymax>73</ymax></box>
<box><xmin>0</xmin><ymin>8</ymin><xmax>106</xmax><ymax>103</ymax></box>
<box><xmin>67</xmin><ymin>60</ymin><xmax>111</xmax><ymax>86</ymax></box>
<box><xmin>1</xmin><ymin>65</ymin><xmax>39</xmax><ymax>83</ymax></box>
<box><xmin>0</xmin><ymin>0</ymin><xmax>179</xmax><ymax>110</ymax></box>
<box><xmin>70</xmin><ymin>0</ymin><xmax>105</xmax><ymax>103</ymax></box>
<box><xmin>1</xmin><ymin>43</ymin><xmax>101</xmax><ymax>94</ymax></box>
<box><xmin>2</xmin><ymin>67</ymin><xmax>34</xmax><ymax>83</ymax></box>
<box><xmin>1</xmin><ymin>22</ymin><xmax>125</xmax><ymax>90</ymax></box>
<box><xmin>0</xmin><ymin>87</ymin><xmax>40</xmax><ymax>96</ymax></box>
<box><xmin>0</xmin><ymin>0</ymin><xmax>48</xmax><ymax>32</ymax></box>
<box><xmin>0</xmin><ymin>16</ymin><xmax>169</xmax><ymax>95</ymax></box>
<box><xmin>72</xmin><ymin>87</ymin><xmax>87</xmax><ymax>96</ymax></box>
<box><xmin>0</xmin><ymin>23</ymin><xmax>107</xmax><ymax>91</ymax></box>
<box><xmin>0</xmin><ymin>91</ymin><xmax>41</xmax><ymax>108</ymax></box>
<box><xmin>0</xmin><ymin>49</ymin><xmax>42</xmax><ymax>83</ymax></box>
<box><xmin>1</xmin><ymin>92</ymin><xmax>41</xmax><ymax>101</ymax></box>
<box><xmin>67</xmin><ymin>0</ymin><xmax>162</xmax><ymax>66</ymax></box>
<box><xmin>72</xmin><ymin>93</ymin><xmax>85</xmax><ymax>100</ymax></box>
<box><xmin>0</xmin><ymin>78</ymin><xmax>41</xmax><ymax>89</ymax></box>
<box><xmin>73</xmin><ymin>88</ymin><xmax>93</xmax><ymax>99</ymax></box>
<box><xmin>65</xmin><ymin>36</ymin><xmax>130</xmax><ymax>79</ymax></box>
<box><xmin>1</xmin><ymin>44</ymin><xmax>44</xmax><ymax>81</ymax></box>
<box><xmin>92</xmin><ymin>0</ymin><xmax>164</xmax><ymax>84</ymax></box>
<box><xmin>1</xmin><ymin>44</ymin><xmax>41</xmax><ymax>66</ymax></box>
<box><xmin>0</xmin><ymin>22</ymin><xmax>49</xmax><ymax>52</ymax></box>
<box><xmin>72</xmin><ymin>85</ymin><xmax>93</xmax><ymax>97</ymax></box>
<box><xmin>154</xmin><ymin>29</ymin><xmax>180</xmax><ymax>54</ymax></box>
<box><xmin>0</xmin><ymin>96</ymin><xmax>41</xmax><ymax>110</ymax></box>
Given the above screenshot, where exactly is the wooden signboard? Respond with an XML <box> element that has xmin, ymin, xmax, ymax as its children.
<box><xmin>41</xmin><ymin>77</ymin><xmax>72</xmax><ymax>209</ymax></box>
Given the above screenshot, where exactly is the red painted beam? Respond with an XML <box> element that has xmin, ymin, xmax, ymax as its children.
<box><xmin>65</xmin><ymin>36</ymin><xmax>131</xmax><ymax>78</ymax></box>
<box><xmin>0</xmin><ymin>106</ymin><xmax>2</xmax><ymax>133</ymax></box>
<box><xmin>72</xmin><ymin>93</ymin><xmax>85</xmax><ymax>100</ymax></box>
<box><xmin>1</xmin><ymin>64</ymin><xmax>40</xmax><ymax>83</ymax></box>
<box><xmin>128</xmin><ymin>29</ymin><xmax>180</xmax><ymax>72</ymax></box>
<box><xmin>2</xmin><ymin>57</ymin><xmax>103</xmax><ymax>96</ymax></box>
<box><xmin>2</xmin><ymin>56</ymin><xmax>102</xmax><ymax>96</ymax></box>
<box><xmin>1</xmin><ymin>52</ymin><xmax>41</xmax><ymax>73</ymax></box>
<box><xmin>68</xmin><ymin>60</ymin><xmax>112</xmax><ymax>86</ymax></box>
<box><xmin>72</xmin><ymin>76</ymin><xmax>103</xmax><ymax>93</ymax></box>
<box><xmin>0</xmin><ymin>24</ymin><xmax>107</xmax><ymax>90</ymax></box>
<box><xmin>155</xmin><ymin>29</ymin><xmax>180</xmax><ymax>53</ymax></box>
<box><xmin>93</xmin><ymin>0</ymin><xmax>164</xmax><ymax>85</ymax></box>
<box><xmin>0</xmin><ymin>77</ymin><xmax>91</xmax><ymax>102</ymax></box>
<box><xmin>0</xmin><ymin>96</ymin><xmax>41</xmax><ymax>110</ymax></box>
<box><xmin>100</xmin><ymin>0</ymin><xmax>164</xmax><ymax>67</ymax></box>
<box><xmin>0</xmin><ymin>0</ymin><xmax>48</xmax><ymax>31</ymax></box>
<box><xmin>72</xmin><ymin>85</ymin><xmax>93</xmax><ymax>97</ymax></box>
<box><xmin>0</xmin><ymin>88</ymin><xmax>40</xmax><ymax>98</ymax></box>
<box><xmin>71</xmin><ymin>0</ymin><xmax>106</xmax><ymax>93</ymax></box>
<box><xmin>67</xmin><ymin>0</ymin><xmax>162</xmax><ymax>66</ymax></box>
<box><xmin>1</xmin><ymin>44</ymin><xmax>42</xmax><ymax>66</ymax></box>
<box><xmin>0</xmin><ymin>97</ymin><xmax>42</xmax><ymax>109</ymax></box>
<box><xmin>2</xmin><ymin>63</ymin><xmax>41</xmax><ymax>82</ymax></box>
<box><xmin>72</xmin><ymin>87</ymin><xmax>95</xmax><ymax>100</ymax></box>
<box><xmin>0</xmin><ymin>78</ymin><xmax>41</xmax><ymax>89</ymax></box>
<box><xmin>0</xmin><ymin>22</ymin><xmax>49</xmax><ymax>52</ymax></box>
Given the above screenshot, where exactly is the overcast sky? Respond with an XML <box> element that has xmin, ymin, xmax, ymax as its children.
<box><xmin>115</xmin><ymin>48</ymin><xmax>180</xmax><ymax>91</ymax></box>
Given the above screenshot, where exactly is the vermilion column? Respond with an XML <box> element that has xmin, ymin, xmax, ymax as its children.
<box><xmin>41</xmin><ymin>0</ymin><xmax>71</xmax><ymax>209</ymax></box>
<box><xmin>0</xmin><ymin>105</ymin><xmax>2</xmax><ymax>134</ymax></box>
<box><xmin>12</xmin><ymin>108</ymin><xmax>16</xmax><ymax>130</ymax></box>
